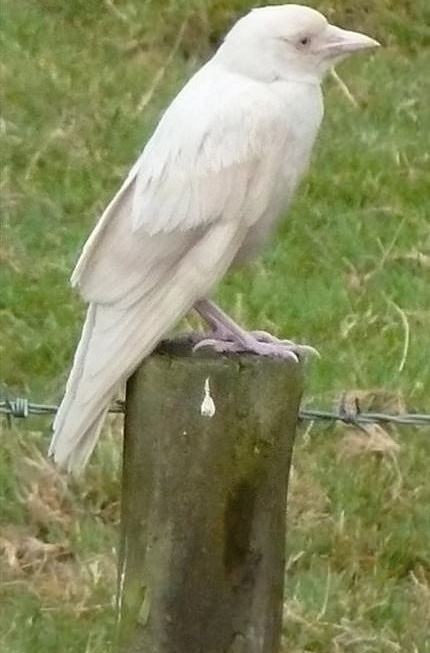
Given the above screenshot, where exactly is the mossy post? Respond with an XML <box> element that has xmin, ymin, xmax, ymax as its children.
<box><xmin>116</xmin><ymin>339</ymin><xmax>303</xmax><ymax>653</ymax></box>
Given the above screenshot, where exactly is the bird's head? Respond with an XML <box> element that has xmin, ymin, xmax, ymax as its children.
<box><xmin>218</xmin><ymin>4</ymin><xmax>380</xmax><ymax>83</ymax></box>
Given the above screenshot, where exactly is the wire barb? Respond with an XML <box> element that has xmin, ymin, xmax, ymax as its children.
<box><xmin>6</xmin><ymin>398</ymin><xmax>30</xmax><ymax>419</ymax></box>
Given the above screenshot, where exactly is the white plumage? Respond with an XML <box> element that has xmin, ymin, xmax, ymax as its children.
<box><xmin>49</xmin><ymin>5</ymin><xmax>378</xmax><ymax>472</ymax></box>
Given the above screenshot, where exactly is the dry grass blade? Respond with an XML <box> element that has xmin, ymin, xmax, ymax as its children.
<box><xmin>15</xmin><ymin>442</ymin><xmax>77</xmax><ymax>531</ymax></box>
<box><xmin>136</xmin><ymin>19</ymin><xmax>189</xmax><ymax>114</ymax></box>
<box><xmin>337</xmin><ymin>423</ymin><xmax>400</xmax><ymax>459</ymax></box>
<box><xmin>0</xmin><ymin>529</ymin><xmax>71</xmax><ymax>577</ymax></box>
<box><xmin>337</xmin><ymin>388</ymin><xmax>407</xmax><ymax>415</ymax></box>
<box><xmin>391</xmin><ymin>249</ymin><xmax>430</xmax><ymax>269</ymax></box>
<box><xmin>104</xmin><ymin>0</ymin><xmax>133</xmax><ymax>25</ymax></box>
<box><xmin>330</xmin><ymin>68</ymin><xmax>359</xmax><ymax>108</ymax></box>
<box><xmin>385</xmin><ymin>297</ymin><xmax>411</xmax><ymax>373</ymax></box>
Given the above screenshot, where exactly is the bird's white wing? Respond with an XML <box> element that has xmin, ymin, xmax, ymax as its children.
<box><xmin>71</xmin><ymin>63</ymin><xmax>286</xmax><ymax>305</ymax></box>
<box><xmin>130</xmin><ymin>66</ymin><xmax>284</xmax><ymax>234</ymax></box>
<box><xmin>50</xmin><ymin>64</ymin><xmax>288</xmax><ymax>471</ymax></box>
<box><xmin>50</xmin><ymin>218</ymin><xmax>243</xmax><ymax>472</ymax></box>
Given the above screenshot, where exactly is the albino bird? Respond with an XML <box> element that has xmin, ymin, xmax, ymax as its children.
<box><xmin>49</xmin><ymin>4</ymin><xmax>379</xmax><ymax>472</ymax></box>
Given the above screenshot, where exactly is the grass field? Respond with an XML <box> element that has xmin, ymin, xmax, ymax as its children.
<box><xmin>1</xmin><ymin>1</ymin><xmax>430</xmax><ymax>651</ymax></box>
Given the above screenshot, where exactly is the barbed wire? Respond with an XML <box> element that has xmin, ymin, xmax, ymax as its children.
<box><xmin>0</xmin><ymin>398</ymin><xmax>123</xmax><ymax>421</ymax></box>
<box><xmin>2</xmin><ymin>397</ymin><xmax>430</xmax><ymax>428</ymax></box>
<box><xmin>298</xmin><ymin>409</ymin><xmax>430</xmax><ymax>427</ymax></box>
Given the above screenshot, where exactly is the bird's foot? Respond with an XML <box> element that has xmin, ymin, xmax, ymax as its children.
<box><xmin>193</xmin><ymin>330</ymin><xmax>318</xmax><ymax>362</ymax></box>
<box><xmin>192</xmin><ymin>299</ymin><xmax>318</xmax><ymax>361</ymax></box>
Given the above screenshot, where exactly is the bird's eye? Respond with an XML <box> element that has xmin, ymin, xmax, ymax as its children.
<box><xmin>299</xmin><ymin>36</ymin><xmax>310</xmax><ymax>47</ymax></box>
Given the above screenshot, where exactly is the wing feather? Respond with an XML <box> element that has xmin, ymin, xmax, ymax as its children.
<box><xmin>131</xmin><ymin>67</ymin><xmax>283</xmax><ymax>234</ymax></box>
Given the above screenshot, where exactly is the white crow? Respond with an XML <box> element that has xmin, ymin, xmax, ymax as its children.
<box><xmin>49</xmin><ymin>4</ymin><xmax>379</xmax><ymax>472</ymax></box>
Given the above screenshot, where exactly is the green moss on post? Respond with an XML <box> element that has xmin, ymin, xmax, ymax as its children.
<box><xmin>117</xmin><ymin>340</ymin><xmax>303</xmax><ymax>653</ymax></box>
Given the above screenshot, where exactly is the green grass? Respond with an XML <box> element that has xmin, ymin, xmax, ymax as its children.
<box><xmin>1</xmin><ymin>1</ymin><xmax>430</xmax><ymax>651</ymax></box>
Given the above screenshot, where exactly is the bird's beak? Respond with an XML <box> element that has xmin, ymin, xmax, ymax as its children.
<box><xmin>320</xmin><ymin>24</ymin><xmax>380</xmax><ymax>58</ymax></box>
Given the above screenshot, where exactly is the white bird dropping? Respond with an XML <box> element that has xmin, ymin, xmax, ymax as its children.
<box><xmin>200</xmin><ymin>377</ymin><xmax>216</xmax><ymax>418</ymax></box>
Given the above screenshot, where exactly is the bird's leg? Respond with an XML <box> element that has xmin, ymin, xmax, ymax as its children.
<box><xmin>193</xmin><ymin>299</ymin><xmax>240</xmax><ymax>342</ymax></box>
<box><xmin>193</xmin><ymin>299</ymin><xmax>318</xmax><ymax>361</ymax></box>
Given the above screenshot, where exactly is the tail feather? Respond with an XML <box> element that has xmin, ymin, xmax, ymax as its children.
<box><xmin>57</xmin><ymin>405</ymin><xmax>111</xmax><ymax>472</ymax></box>
<box><xmin>49</xmin><ymin>292</ymin><xmax>191</xmax><ymax>474</ymax></box>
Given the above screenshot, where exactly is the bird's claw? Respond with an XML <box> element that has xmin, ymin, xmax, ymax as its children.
<box><xmin>248</xmin><ymin>329</ymin><xmax>293</xmax><ymax>344</ymax></box>
<box><xmin>250</xmin><ymin>331</ymin><xmax>320</xmax><ymax>359</ymax></box>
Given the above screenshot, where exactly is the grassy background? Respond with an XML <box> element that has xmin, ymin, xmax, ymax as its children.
<box><xmin>1</xmin><ymin>1</ymin><xmax>430</xmax><ymax>651</ymax></box>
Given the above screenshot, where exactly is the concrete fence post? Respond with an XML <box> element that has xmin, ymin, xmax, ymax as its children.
<box><xmin>116</xmin><ymin>339</ymin><xmax>303</xmax><ymax>653</ymax></box>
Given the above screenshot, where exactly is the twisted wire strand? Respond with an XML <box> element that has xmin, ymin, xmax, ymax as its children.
<box><xmin>2</xmin><ymin>398</ymin><xmax>430</xmax><ymax>427</ymax></box>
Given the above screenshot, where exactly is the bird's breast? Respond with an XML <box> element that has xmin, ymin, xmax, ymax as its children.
<box><xmin>234</xmin><ymin>81</ymin><xmax>323</xmax><ymax>266</ymax></box>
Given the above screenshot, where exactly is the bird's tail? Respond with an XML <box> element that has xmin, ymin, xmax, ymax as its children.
<box><xmin>49</xmin><ymin>304</ymin><xmax>107</xmax><ymax>472</ymax></box>
<box><xmin>49</xmin><ymin>287</ymin><xmax>195</xmax><ymax>474</ymax></box>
